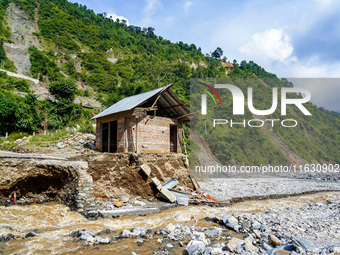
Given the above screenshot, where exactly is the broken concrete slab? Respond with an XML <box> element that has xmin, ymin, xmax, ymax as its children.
<box><xmin>140</xmin><ymin>163</ymin><xmax>151</xmax><ymax>176</ymax></box>
<box><xmin>159</xmin><ymin>186</ymin><xmax>177</xmax><ymax>203</ymax></box>
<box><xmin>151</xmin><ymin>177</ymin><xmax>176</xmax><ymax>203</ymax></box>
<box><xmin>152</xmin><ymin>177</ymin><xmax>161</xmax><ymax>187</ymax></box>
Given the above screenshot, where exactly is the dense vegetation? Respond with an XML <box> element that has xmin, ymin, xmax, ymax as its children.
<box><xmin>0</xmin><ymin>0</ymin><xmax>338</xmax><ymax>164</ymax></box>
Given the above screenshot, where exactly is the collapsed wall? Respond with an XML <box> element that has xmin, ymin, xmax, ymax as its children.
<box><xmin>0</xmin><ymin>158</ymin><xmax>95</xmax><ymax>217</ymax></box>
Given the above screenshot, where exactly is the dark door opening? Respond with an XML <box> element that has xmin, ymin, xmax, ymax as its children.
<box><xmin>170</xmin><ymin>125</ymin><xmax>178</xmax><ymax>153</ymax></box>
<box><xmin>109</xmin><ymin>120</ymin><xmax>118</xmax><ymax>152</ymax></box>
<box><xmin>101</xmin><ymin>122</ymin><xmax>109</xmax><ymax>152</ymax></box>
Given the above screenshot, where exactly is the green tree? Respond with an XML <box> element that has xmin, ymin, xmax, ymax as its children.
<box><xmin>48</xmin><ymin>79</ymin><xmax>78</xmax><ymax>129</ymax></box>
<box><xmin>212</xmin><ymin>47</ymin><xmax>223</xmax><ymax>59</ymax></box>
<box><xmin>49</xmin><ymin>78</ymin><xmax>77</xmax><ymax>103</ymax></box>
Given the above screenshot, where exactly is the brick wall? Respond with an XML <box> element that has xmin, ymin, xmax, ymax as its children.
<box><xmin>95</xmin><ymin>112</ymin><xmax>182</xmax><ymax>153</ymax></box>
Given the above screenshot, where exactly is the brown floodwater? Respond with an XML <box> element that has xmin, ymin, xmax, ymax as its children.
<box><xmin>0</xmin><ymin>192</ymin><xmax>339</xmax><ymax>255</ymax></box>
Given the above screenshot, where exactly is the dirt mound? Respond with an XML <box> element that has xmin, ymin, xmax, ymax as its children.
<box><xmin>76</xmin><ymin>153</ymin><xmax>193</xmax><ymax>201</ymax></box>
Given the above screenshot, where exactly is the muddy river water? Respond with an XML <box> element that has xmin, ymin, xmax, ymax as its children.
<box><xmin>0</xmin><ymin>191</ymin><xmax>339</xmax><ymax>254</ymax></box>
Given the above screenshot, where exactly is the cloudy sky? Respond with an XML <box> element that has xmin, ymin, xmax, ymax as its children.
<box><xmin>69</xmin><ymin>0</ymin><xmax>340</xmax><ymax>112</ymax></box>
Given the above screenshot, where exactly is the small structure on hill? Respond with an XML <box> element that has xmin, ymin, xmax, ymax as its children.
<box><xmin>92</xmin><ymin>84</ymin><xmax>190</xmax><ymax>153</ymax></box>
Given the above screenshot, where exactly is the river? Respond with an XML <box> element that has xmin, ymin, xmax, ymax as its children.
<box><xmin>1</xmin><ymin>191</ymin><xmax>339</xmax><ymax>254</ymax></box>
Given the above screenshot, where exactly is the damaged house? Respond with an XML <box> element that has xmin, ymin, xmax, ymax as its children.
<box><xmin>92</xmin><ymin>84</ymin><xmax>190</xmax><ymax>153</ymax></box>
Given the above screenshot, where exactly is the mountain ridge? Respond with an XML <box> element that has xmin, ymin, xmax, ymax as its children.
<box><xmin>0</xmin><ymin>0</ymin><xmax>338</xmax><ymax>165</ymax></box>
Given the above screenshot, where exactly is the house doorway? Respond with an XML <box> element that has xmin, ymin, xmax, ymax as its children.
<box><xmin>109</xmin><ymin>120</ymin><xmax>117</xmax><ymax>152</ymax></box>
<box><xmin>170</xmin><ymin>125</ymin><xmax>178</xmax><ymax>153</ymax></box>
<box><xmin>101</xmin><ymin>122</ymin><xmax>108</xmax><ymax>152</ymax></box>
<box><xmin>101</xmin><ymin>121</ymin><xmax>118</xmax><ymax>152</ymax></box>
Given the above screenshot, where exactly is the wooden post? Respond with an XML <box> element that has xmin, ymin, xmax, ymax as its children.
<box><xmin>108</xmin><ymin>121</ymin><xmax>111</xmax><ymax>153</ymax></box>
<box><xmin>124</xmin><ymin>117</ymin><xmax>128</xmax><ymax>153</ymax></box>
<box><xmin>135</xmin><ymin>117</ymin><xmax>139</xmax><ymax>153</ymax></box>
<box><xmin>100</xmin><ymin>122</ymin><xmax>103</xmax><ymax>152</ymax></box>
<box><xmin>182</xmin><ymin>128</ymin><xmax>187</xmax><ymax>155</ymax></box>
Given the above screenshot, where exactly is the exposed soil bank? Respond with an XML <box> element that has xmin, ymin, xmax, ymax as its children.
<box><xmin>72</xmin><ymin>153</ymin><xmax>192</xmax><ymax>201</ymax></box>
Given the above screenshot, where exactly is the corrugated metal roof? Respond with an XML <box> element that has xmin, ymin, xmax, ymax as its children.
<box><xmin>92</xmin><ymin>84</ymin><xmax>185</xmax><ymax>119</ymax></box>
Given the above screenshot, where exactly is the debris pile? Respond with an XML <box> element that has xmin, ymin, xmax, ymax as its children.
<box><xmin>139</xmin><ymin>162</ymin><xmax>223</xmax><ymax>207</ymax></box>
<box><xmin>54</xmin><ymin>133</ymin><xmax>96</xmax><ymax>151</ymax></box>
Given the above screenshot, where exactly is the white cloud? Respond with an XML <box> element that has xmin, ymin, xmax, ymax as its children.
<box><xmin>107</xmin><ymin>13</ymin><xmax>130</xmax><ymax>26</ymax></box>
<box><xmin>143</xmin><ymin>0</ymin><xmax>161</xmax><ymax>25</ymax></box>
<box><xmin>183</xmin><ymin>1</ymin><xmax>194</xmax><ymax>11</ymax></box>
<box><xmin>165</xmin><ymin>16</ymin><xmax>175</xmax><ymax>23</ymax></box>
<box><xmin>239</xmin><ymin>28</ymin><xmax>294</xmax><ymax>64</ymax></box>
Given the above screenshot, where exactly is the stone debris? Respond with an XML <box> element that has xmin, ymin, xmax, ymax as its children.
<box><xmin>113</xmin><ymin>201</ymin><xmax>122</xmax><ymax>207</ymax></box>
<box><xmin>268</xmin><ymin>234</ymin><xmax>281</xmax><ymax>247</ymax></box>
<box><xmin>52</xmin><ymin>133</ymin><xmax>96</xmax><ymax>151</ymax></box>
<box><xmin>150</xmin><ymin>176</ymin><xmax>220</xmax><ymax>206</ymax></box>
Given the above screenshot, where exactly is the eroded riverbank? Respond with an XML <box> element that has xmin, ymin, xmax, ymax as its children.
<box><xmin>0</xmin><ymin>191</ymin><xmax>339</xmax><ymax>254</ymax></box>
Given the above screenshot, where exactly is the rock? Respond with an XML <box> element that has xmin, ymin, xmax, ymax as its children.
<box><xmin>133</xmin><ymin>200</ymin><xmax>146</xmax><ymax>206</ymax></box>
<box><xmin>186</xmin><ymin>240</ymin><xmax>206</xmax><ymax>255</ymax></box>
<box><xmin>244</xmin><ymin>235</ymin><xmax>255</xmax><ymax>247</ymax></box>
<box><xmin>268</xmin><ymin>234</ymin><xmax>281</xmax><ymax>247</ymax></box>
<box><xmin>56</xmin><ymin>142</ymin><xmax>66</xmax><ymax>149</ymax></box>
<box><xmin>80</xmin><ymin>234</ymin><xmax>88</xmax><ymax>241</ymax></box>
<box><xmin>25</xmin><ymin>232</ymin><xmax>37</xmax><ymax>238</ymax></box>
<box><xmin>86</xmin><ymin>142</ymin><xmax>96</xmax><ymax>150</ymax></box>
<box><xmin>253</xmin><ymin>229</ymin><xmax>261</xmax><ymax>238</ymax></box>
<box><xmin>168</xmin><ymin>229</ymin><xmax>182</xmax><ymax>240</ymax></box>
<box><xmin>267</xmin><ymin>246</ymin><xmax>285</xmax><ymax>255</ymax></box>
<box><xmin>130</xmin><ymin>252</ymin><xmax>139</xmax><ymax>255</ymax></box>
<box><xmin>223</xmin><ymin>237</ymin><xmax>244</xmax><ymax>252</ymax></box>
<box><xmin>114</xmin><ymin>201</ymin><xmax>122</xmax><ymax>207</ymax></box>
<box><xmin>204</xmin><ymin>229</ymin><xmax>222</xmax><ymax>237</ymax></box>
<box><xmin>94</xmin><ymin>236</ymin><xmax>111</xmax><ymax>244</ymax></box>
<box><xmin>166</xmin><ymin>243</ymin><xmax>175</xmax><ymax>249</ymax></box>
<box><xmin>204</xmin><ymin>247</ymin><xmax>212</xmax><ymax>255</ymax></box>
<box><xmin>251</xmin><ymin>220</ymin><xmax>261</xmax><ymax>230</ymax></box>
<box><xmin>333</xmin><ymin>247</ymin><xmax>340</xmax><ymax>254</ymax></box>
<box><xmin>222</xmin><ymin>215</ymin><xmax>238</xmax><ymax>225</ymax></box>
<box><xmin>283</xmin><ymin>244</ymin><xmax>295</xmax><ymax>251</ymax></box>
<box><xmin>292</xmin><ymin>238</ymin><xmax>315</xmax><ymax>252</ymax></box>
<box><xmin>83</xmin><ymin>133</ymin><xmax>96</xmax><ymax>139</ymax></box>
<box><xmin>131</xmin><ymin>227</ymin><xmax>147</xmax><ymax>236</ymax></box>
<box><xmin>244</xmin><ymin>242</ymin><xmax>257</xmax><ymax>252</ymax></box>
<box><xmin>163</xmin><ymin>223</ymin><xmax>175</xmax><ymax>233</ymax></box>
<box><xmin>262</xmin><ymin>243</ymin><xmax>272</xmax><ymax>251</ymax></box>
<box><xmin>136</xmin><ymin>239</ymin><xmax>144</xmax><ymax>244</ymax></box>
<box><xmin>222</xmin><ymin>215</ymin><xmax>240</xmax><ymax>232</ymax></box>
<box><xmin>0</xmin><ymin>233</ymin><xmax>14</xmax><ymax>242</ymax></box>
<box><xmin>120</xmin><ymin>229</ymin><xmax>131</xmax><ymax>238</ymax></box>
<box><xmin>140</xmin><ymin>164</ymin><xmax>151</xmax><ymax>176</ymax></box>
<box><xmin>87</xmin><ymin>236</ymin><xmax>95</xmax><ymax>243</ymax></box>
<box><xmin>209</xmin><ymin>247</ymin><xmax>223</xmax><ymax>255</ymax></box>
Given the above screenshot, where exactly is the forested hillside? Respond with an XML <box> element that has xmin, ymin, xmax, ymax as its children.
<box><xmin>0</xmin><ymin>0</ymin><xmax>339</xmax><ymax>165</ymax></box>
